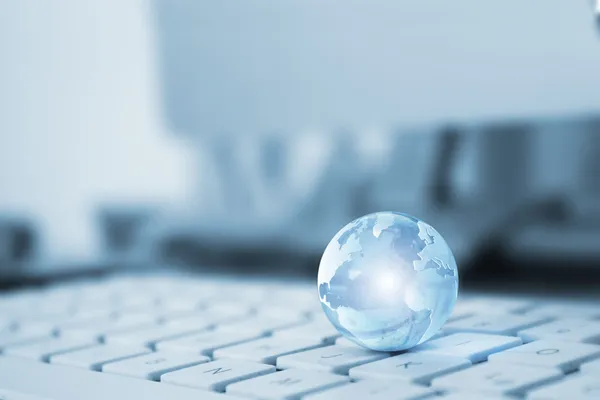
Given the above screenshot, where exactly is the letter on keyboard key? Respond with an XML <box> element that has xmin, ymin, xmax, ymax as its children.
<box><xmin>226</xmin><ymin>369</ymin><xmax>348</xmax><ymax>400</ymax></box>
<box><xmin>528</xmin><ymin>375</ymin><xmax>600</xmax><ymax>399</ymax></box>
<box><xmin>443</xmin><ymin>314</ymin><xmax>551</xmax><ymax>336</ymax></box>
<box><xmin>432</xmin><ymin>363</ymin><xmax>563</xmax><ymax>396</ymax></box>
<box><xmin>518</xmin><ymin>318</ymin><xmax>600</xmax><ymax>344</ymax></box>
<box><xmin>412</xmin><ymin>333</ymin><xmax>522</xmax><ymax>363</ymax></box>
<box><xmin>101</xmin><ymin>351</ymin><xmax>209</xmax><ymax>381</ymax></box>
<box><xmin>3</xmin><ymin>337</ymin><xmax>97</xmax><ymax>362</ymax></box>
<box><xmin>276</xmin><ymin>345</ymin><xmax>388</xmax><ymax>374</ymax></box>
<box><xmin>303</xmin><ymin>380</ymin><xmax>436</xmax><ymax>400</ymax></box>
<box><xmin>213</xmin><ymin>335</ymin><xmax>326</xmax><ymax>365</ymax></box>
<box><xmin>50</xmin><ymin>344</ymin><xmax>152</xmax><ymax>371</ymax></box>
<box><xmin>161</xmin><ymin>359</ymin><xmax>275</xmax><ymax>392</ymax></box>
<box><xmin>349</xmin><ymin>353</ymin><xmax>471</xmax><ymax>385</ymax></box>
<box><xmin>488</xmin><ymin>340</ymin><xmax>600</xmax><ymax>373</ymax></box>
<box><xmin>156</xmin><ymin>328</ymin><xmax>265</xmax><ymax>356</ymax></box>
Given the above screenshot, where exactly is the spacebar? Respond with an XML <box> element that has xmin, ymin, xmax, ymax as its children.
<box><xmin>0</xmin><ymin>356</ymin><xmax>235</xmax><ymax>400</ymax></box>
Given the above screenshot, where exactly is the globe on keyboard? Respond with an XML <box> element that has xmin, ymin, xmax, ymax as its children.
<box><xmin>0</xmin><ymin>275</ymin><xmax>599</xmax><ymax>400</ymax></box>
<box><xmin>318</xmin><ymin>212</ymin><xmax>459</xmax><ymax>351</ymax></box>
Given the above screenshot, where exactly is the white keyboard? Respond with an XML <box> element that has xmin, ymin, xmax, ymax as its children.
<box><xmin>0</xmin><ymin>274</ymin><xmax>599</xmax><ymax>400</ymax></box>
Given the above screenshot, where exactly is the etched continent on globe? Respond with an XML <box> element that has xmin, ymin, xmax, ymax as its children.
<box><xmin>318</xmin><ymin>212</ymin><xmax>458</xmax><ymax>352</ymax></box>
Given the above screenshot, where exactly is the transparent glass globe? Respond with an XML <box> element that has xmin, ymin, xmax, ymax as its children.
<box><xmin>317</xmin><ymin>212</ymin><xmax>458</xmax><ymax>352</ymax></box>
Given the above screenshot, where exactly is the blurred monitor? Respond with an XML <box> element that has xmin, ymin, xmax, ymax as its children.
<box><xmin>153</xmin><ymin>0</ymin><xmax>600</xmax><ymax>136</ymax></box>
<box><xmin>148</xmin><ymin>0</ymin><xmax>600</xmax><ymax>270</ymax></box>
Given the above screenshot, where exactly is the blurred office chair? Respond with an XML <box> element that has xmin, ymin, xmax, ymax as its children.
<box><xmin>505</xmin><ymin>117</ymin><xmax>600</xmax><ymax>265</ymax></box>
<box><xmin>0</xmin><ymin>216</ymin><xmax>37</xmax><ymax>278</ymax></box>
<box><xmin>96</xmin><ymin>205</ymin><xmax>160</xmax><ymax>267</ymax></box>
<box><xmin>369</xmin><ymin>122</ymin><xmax>538</xmax><ymax>266</ymax></box>
<box><xmin>290</xmin><ymin>132</ymin><xmax>369</xmax><ymax>250</ymax></box>
<box><xmin>369</xmin><ymin>128</ymin><xmax>441</xmax><ymax>215</ymax></box>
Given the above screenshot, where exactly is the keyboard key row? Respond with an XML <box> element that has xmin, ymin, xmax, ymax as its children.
<box><xmin>411</xmin><ymin>333</ymin><xmax>522</xmax><ymax>363</ymax></box>
<box><xmin>3</xmin><ymin>337</ymin><xmax>97</xmax><ymax>362</ymax></box>
<box><xmin>488</xmin><ymin>340</ymin><xmax>600</xmax><ymax>373</ymax></box>
<box><xmin>106</xmin><ymin>323</ymin><xmax>211</xmax><ymax>349</ymax></box>
<box><xmin>518</xmin><ymin>318</ymin><xmax>600</xmax><ymax>345</ymax></box>
<box><xmin>213</xmin><ymin>335</ymin><xmax>326</xmax><ymax>365</ymax></box>
<box><xmin>443</xmin><ymin>313</ymin><xmax>552</xmax><ymax>336</ymax></box>
<box><xmin>0</xmin><ymin>356</ymin><xmax>230</xmax><ymax>400</ymax></box>
<box><xmin>156</xmin><ymin>328</ymin><xmax>266</xmax><ymax>357</ymax></box>
<box><xmin>226</xmin><ymin>369</ymin><xmax>348</xmax><ymax>399</ymax></box>
<box><xmin>276</xmin><ymin>345</ymin><xmax>388</xmax><ymax>374</ymax></box>
<box><xmin>304</xmin><ymin>379</ymin><xmax>436</xmax><ymax>400</ymax></box>
<box><xmin>432</xmin><ymin>362</ymin><xmax>563</xmax><ymax>397</ymax></box>
<box><xmin>101</xmin><ymin>351</ymin><xmax>210</xmax><ymax>381</ymax></box>
<box><xmin>528</xmin><ymin>375</ymin><xmax>600</xmax><ymax>399</ymax></box>
<box><xmin>0</xmin><ymin>328</ymin><xmax>52</xmax><ymax>351</ymax></box>
<box><xmin>350</xmin><ymin>353</ymin><xmax>471</xmax><ymax>385</ymax></box>
<box><xmin>162</xmin><ymin>359</ymin><xmax>275</xmax><ymax>392</ymax></box>
<box><xmin>50</xmin><ymin>344</ymin><xmax>152</xmax><ymax>371</ymax></box>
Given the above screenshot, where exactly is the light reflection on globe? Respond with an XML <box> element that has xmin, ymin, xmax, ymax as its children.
<box><xmin>317</xmin><ymin>212</ymin><xmax>458</xmax><ymax>352</ymax></box>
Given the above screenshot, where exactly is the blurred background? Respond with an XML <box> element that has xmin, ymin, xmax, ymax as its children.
<box><xmin>1</xmin><ymin>0</ymin><xmax>600</xmax><ymax>293</ymax></box>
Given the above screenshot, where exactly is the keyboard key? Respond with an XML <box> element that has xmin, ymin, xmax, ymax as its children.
<box><xmin>0</xmin><ymin>390</ymin><xmax>54</xmax><ymax>400</ymax></box>
<box><xmin>476</xmin><ymin>298</ymin><xmax>538</xmax><ymax>314</ymax></box>
<box><xmin>202</xmin><ymin>302</ymin><xmax>256</xmax><ymax>319</ymax></box>
<box><xmin>226</xmin><ymin>369</ymin><xmax>348</xmax><ymax>400</ymax></box>
<box><xmin>448</xmin><ymin>298</ymin><xmax>537</xmax><ymax>322</ymax></box>
<box><xmin>488</xmin><ymin>340</ymin><xmax>600</xmax><ymax>373</ymax></box>
<box><xmin>102</xmin><ymin>351</ymin><xmax>209</xmax><ymax>381</ymax></box>
<box><xmin>304</xmin><ymin>380</ymin><xmax>436</xmax><ymax>400</ymax></box>
<box><xmin>258</xmin><ymin>305</ymin><xmax>313</xmax><ymax>320</ymax></box>
<box><xmin>213</xmin><ymin>335</ymin><xmax>326</xmax><ymax>365</ymax></box>
<box><xmin>349</xmin><ymin>353</ymin><xmax>471</xmax><ymax>385</ymax></box>
<box><xmin>435</xmin><ymin>394</ymin><xmax>506</xmax><ymax>400</ymax></box>
<box><xmin>59</xmin><ymin>312</ymin><xmax>158</xmax><ymax>340</ymax></box>
<box><xmin>104</xmin><ymin>323</ymin><xmax>209</xmax><ymax>349</ymax></box>
<box><xmin>443</xmin><ymin>314</ymin><xmax>551</xmax><ymax>335</ymax></box>
<box><xmin>0</xmin><ymin>328</ymin><xmax>51</xmax><ymax>350</ymax></box>
<box><xmin>432</xmin><ymin>363</ymin><xmax>562</xmax><ymax>397</ymax></box>
<box><xmin>3</xmin><ymin>337</ymin><xmax>97</xmax><ymax>362</ymax></box>
<box><xmin>527</xmin><ymin>303</ymin><xmax>600</xmax><ymax>321</ymax></box>
<box><xmin>218</xmin><ymin>314</ymin><xmax>309</xmax><ymax>336</ymax></box>
<box><xmin>335</xmin><ymin>331</ymin><xmax>445</xmax><ymax>349</ymax></box>
<box><xmin>0</xmin><ymin>356</ymin><xmax>233</xmax><ymax>400</ymax></box>
<box><xmin>276</xmin><ymin>345</ymin><xmax>388</xmax><ymax>374</ymax></box>
<box><xmin>164</xmin><ymin>310</ymin><xmax>249</xmax><ymax>329</ymax></box>
<box><xmin>518</xmin><ymin>318</ymin><xmax>600</xmax><ymax>344</ymax></box>
<box><xmin>156</xmin><ymin>328</ymin><xmax>265</xmax><ymax>356</ymax></box>
<box><xmin>50</xmin><ymin>344</ymin><xmax>151</xmax><ymax>371</ymax></box>
<box><xmin>155</xmin><ymin>297</ymin><xmax>204</xmax><ymax>315</ymax></box>
<box><xmin>528</xmin><ymin>375</ymin><xmax>600</xmax><ymax>399</ymax></box>
<box><xmin>161</xmin><ymin>359</ymin><xmax>275</xmax><ymax>392</ymax></box>
<box><xmin>581</xmin><ymin>358</ymin><xmax>600</xmax><ymax>373</ymax></box>
<box><xmin>277</xmin><ymin>321</ymin><xmax>341</xmax><ymax>344</ymax></box>
<box><xmin>334</xmin><ymin>337</ymin><xmax>362</xmax><ymax>348</ymax></box>
<box><xmin>0</xmin><ymin>318</ymin><xmax>16</xmax><ymax>333</ymax></box>
<box><xmin>412</xmin><ymin>333</ymin><xmax>522</xmax><ymax>362</ymax></box>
